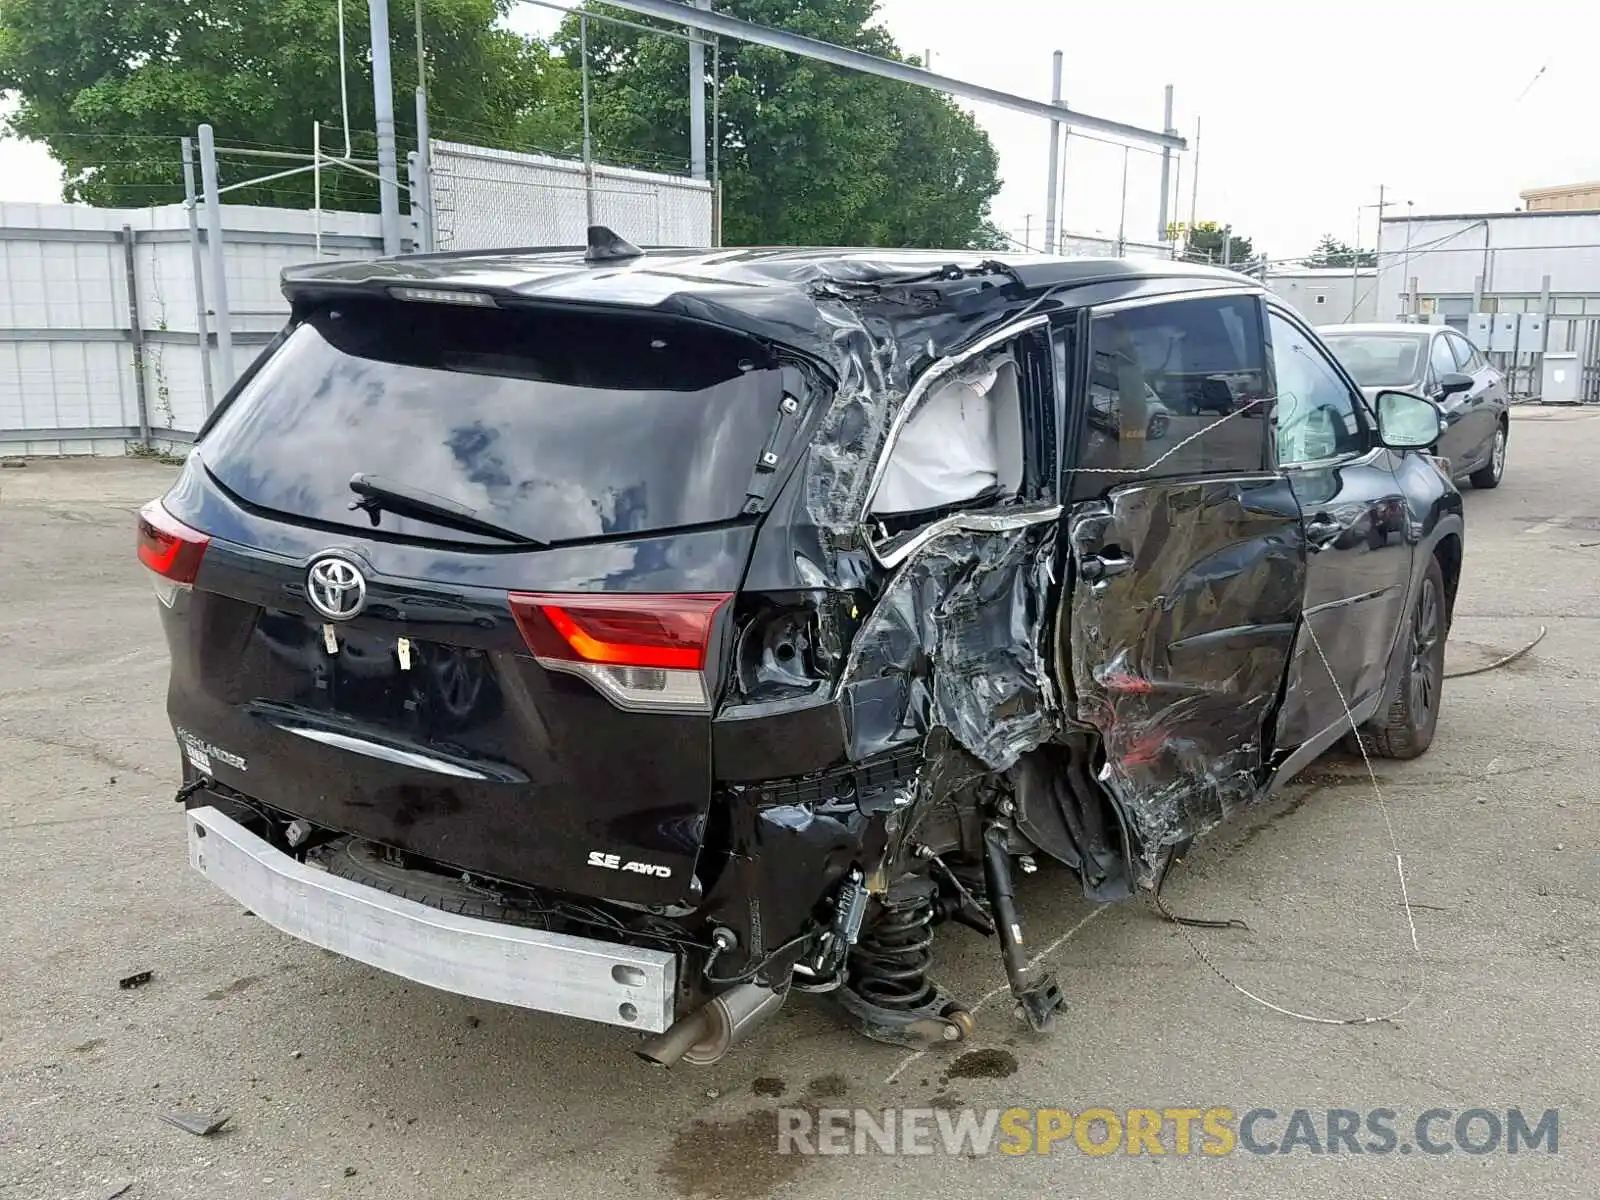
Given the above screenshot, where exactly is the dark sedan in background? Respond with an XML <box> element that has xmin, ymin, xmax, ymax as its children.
<box><xmin>1321</xmin><ymin>323</ymin><xmax>1509</xmax><ymax>489</ymax></box>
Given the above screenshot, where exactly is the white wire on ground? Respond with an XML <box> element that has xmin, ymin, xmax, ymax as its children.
<box><xmin>1145</xmin><ymin>618</ymin><xmax>1426</xmax><ymax>1026</ymax></box>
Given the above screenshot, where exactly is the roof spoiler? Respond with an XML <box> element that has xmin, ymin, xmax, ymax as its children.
<box><xmin>585</xmin><ymin>225</ymin><xmax>645</xmax><ymax>264</ymax></box>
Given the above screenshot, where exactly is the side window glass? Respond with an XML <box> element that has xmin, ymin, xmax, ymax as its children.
<box><xmin>870</xmin><ymin>347</ymin><xmax>1024</xmax><ymax>518</ymax></box>
<box><xmin>1266</xmin><ymin>312</ymin><xmax>1368</xmax><ymax>466</ymax></box>
<box><xmin>1448</xmin><ymin>333</ymin><xmax>1478</xmax><ymax>372</ymax></box>
<box><xmin>1076</xmin><ymin>294</ymin><xmax>1273</xmax><ymax>480</ymax></box>
<box><xmin>1430</xmin><ymin>335</ymin><xmax>1458</xmax><ymax>383</ymax></box>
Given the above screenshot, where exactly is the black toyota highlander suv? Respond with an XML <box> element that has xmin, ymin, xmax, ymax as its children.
<box><xmin>142</xmin><ymin>231</ymin><xmax>1463</xmax><ymax>1064</ymax></box>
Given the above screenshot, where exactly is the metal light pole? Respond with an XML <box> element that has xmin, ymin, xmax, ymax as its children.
<box><xmin>180</xmin><ymin>137</ymin><xmax>217</xmax><ymax>415</ymax></box>
<box><xmin>688</xmin><ymin>0</ymin><xmax>710</xmax><ymax>179</ymax></box>
<box><xmin>1373</xmin><ymin>183</ymin><xmax>1385</xmax><ymax>315</ymax></box>
<box><xmin>197</xmin><ymin>124</ymin><xmax>236</xmax><ymax>393</ymax></box>
<box><xmin>1157</xmin><ymin>84</ymin><xmax>1174</xmax><ymax>243</ymax></box>
<box><xmin>581</xmin><ymin>14</ymin><xmax>596</xmax><ymax>227</ymax></box>
<box><xmin>1116</xmin><ymin>146</ymin><xmax>1130</xmax><ymax>256</ymax></box>
<box><xmin>1043</xmin><ymin>50</ymin><xmax>1063</xmax><ymax>256</ymax></box>
<box><xmin>413</xmin><ymin>0</ymin><xmax>432</xmax><ymax>253</ymax></box>
<box><xmin>414</xmin><ymin>88</ymin><xmax>433</xmax><ymax>251</ymax></box>
<box><xmin>368</xmin><ymin>0</ymin><xmax>403</xmax><ymax>254</ymax></box>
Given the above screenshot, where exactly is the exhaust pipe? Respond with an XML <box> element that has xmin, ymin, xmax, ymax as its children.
<box><xmin>637</xmin><ymin>984</ymin><xmax>785</xmax><ymax>1067</ymax></box>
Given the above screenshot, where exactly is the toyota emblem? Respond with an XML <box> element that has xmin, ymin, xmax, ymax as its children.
<box><xmin>306</xmin><ymin>555</ymin><xmax>367</xmax><ymax>621</ymax></box>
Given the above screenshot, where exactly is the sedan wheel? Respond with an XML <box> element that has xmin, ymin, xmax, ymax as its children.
<box><xmin>1469</xmin><ymin>423</ymin><xmax>1507</xmax><ymax>489</ymax></box>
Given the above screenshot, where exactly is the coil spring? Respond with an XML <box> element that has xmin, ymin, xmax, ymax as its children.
<box><xmin>848</xmin><ymin>888</ymin><xmax>937</xmax><ymax>1011</ymax></box>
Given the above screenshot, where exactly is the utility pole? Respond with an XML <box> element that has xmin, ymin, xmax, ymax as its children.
<box><xmin>1188</xmin><ymin>116</ymin><xmax>1201</xmax><ymax>230</ymax></box>
<box><xmin>688</xmin><ymin>0</ymin><xmax>711</xmax><ymax>180</ymax></box>
<box><xmin>1221</xmin><ymin>222</ymin><xmax>1232</xmax><ymax>267</ymax></box>
<box><xmin>368</xmin><ymin>0</ymin><xmax>403</xmax><ymax>254</ymax></box>
<box><xmin>1043</xmin><ymin>51</ymin><xmax>1063</xmax><ymax>257</ymax></box>
<box><xmin>1365</xmin><ymin>187</ymin><xmax>1415</xmax><ymax>320</ymax></box>
<box><xmin>1023</xmin><ymin>213</ymin><xmax>1032</xmax><ymax>251</ymax></box>
<box><xmin>1352</xmin><ymin>204</ymin><xmax>1362</xmax><ymax>316</ymax></box>
<box><xmin>1403</xmin><ymin>201</ymin><xmax>1415</xmax><ymax>316</ymax></box>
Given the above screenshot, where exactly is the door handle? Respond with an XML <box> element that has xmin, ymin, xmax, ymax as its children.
<box><xmin>1078</xmin><ymin>553</ymin><xmax>1133</xmax><ymax>583</ymax></box>
<box><xmin>1305</xmin><ymin>516</ymin><xmax>1342</xmax><ymax>549</ymax></box>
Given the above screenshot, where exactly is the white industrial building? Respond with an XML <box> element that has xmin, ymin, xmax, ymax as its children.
<box><xmin>1263</xmin><ymin>266</ymin><xmax>1377</xmax><ymax>326</ymax></box>
<box><xmin>1372</xmin><ymin>208</ymin><xmax>1600</xmax><ymax>401</ymax></box>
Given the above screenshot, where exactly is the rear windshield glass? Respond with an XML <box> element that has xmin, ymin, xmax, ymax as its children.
<box><xmin>1320</xmin><ymin>333</ymin><xmax>1427</xmax><ymax>388</ymax></box>
<box><xmin>198</xmin><ymin>299</ymin><xmax>784</xmax><ymax>544</ymax></box>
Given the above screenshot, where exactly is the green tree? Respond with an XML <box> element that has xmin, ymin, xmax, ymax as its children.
<box><xmin>1305</xmin><ymin>233</ymin><xmax>1376</xmax><ymax>269</ymax></box>
<box><xmin>549</xmin><ymin>1</ymin><xmax>1002</xmax><ymax>247</ymax></box>
<box><xmin>0</xmin><ymin>0</ymin><xmax>557</xmax><ymax>208</ymax></box>
<box><xmin>1183</xmin><ymin>220</ymin><xmax>1255</xmax><ymax>266</ymax></box>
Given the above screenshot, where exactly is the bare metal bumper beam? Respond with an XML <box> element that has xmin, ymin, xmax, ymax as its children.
<box><xmin>185</xmin><ymin>805</ymin><xmax>678</xmax><ymax>1031</ymax></box>
<box><xmin>596</xmin><ymin>0</ymin><xmax>1186</xmax><ymax>151</ymax></box>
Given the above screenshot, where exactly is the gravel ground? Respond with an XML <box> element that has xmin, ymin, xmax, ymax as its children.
<box><xmin>2</xmin><ymin>410</ymin><xmax>1596</xmax><ymax>1200</ymax></box>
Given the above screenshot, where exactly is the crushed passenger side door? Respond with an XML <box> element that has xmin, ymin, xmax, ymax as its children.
<box><xmin>1065</xmin><ymin>476</ymin><xmax>1307</xmax><ymax>877</ymax></box>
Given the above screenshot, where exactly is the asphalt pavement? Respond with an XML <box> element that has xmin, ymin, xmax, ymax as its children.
<box><xmin>1</xmin><ymin>409</ymin><xmax>1595</xmax><ymax>1200</ymax></box>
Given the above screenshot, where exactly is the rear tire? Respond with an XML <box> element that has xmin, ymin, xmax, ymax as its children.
<box><xmin>1469</xmin><ymin>421</ymin><xmax>1507</xmax><ymax>489</ymax></box>
<box><xmin>1345</xmin><ymin>556</ymin><xmax>1447</xmax><ymax>760</ymax></box>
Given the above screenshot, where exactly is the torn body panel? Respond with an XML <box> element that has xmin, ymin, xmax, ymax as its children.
<box><xmin>706</xmin><ymin>273</ymin><xmax>1069</xmax><ymax>996</ymax></box>
<box><xmin>839</xmin><ymin>521</ymin><xmax>1060</xmax><ymax>771</ymax></box>
<box><xmin>1064</xmin><ymin>476</ymin><xmax>1307</xmax><ymax>878</ymax></box>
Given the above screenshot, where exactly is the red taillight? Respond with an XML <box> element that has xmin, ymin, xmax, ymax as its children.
<box><xmin>507</xmin><ymin>592</ymin><xmax>730</xmax><ymax>670</ymax></box>
<box><xmin>137</xmin><ymin>500</ymin><xmax>210</xmax><ymax>584</ymax></box>
<box><xmin>506</xmin><ymin>592</ymin><xmax>732</xmax><ymax>713</ymax></box>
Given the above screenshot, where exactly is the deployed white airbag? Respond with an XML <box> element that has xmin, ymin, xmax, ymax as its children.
<box><xmin>870</xmin><ymin>355</ymin><xmax>1022</xmax><ymax>516</ymax></box>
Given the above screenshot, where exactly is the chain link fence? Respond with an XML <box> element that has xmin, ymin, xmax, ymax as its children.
<box><xmin>1058</xmin><ymin>232</ymin><xmax>1172</xmax><ymax>260</ymax></box>
<box><xmin>428</xmin><ymin>140</ymin><xmax>715</xmax><ymax>253</ymax></box>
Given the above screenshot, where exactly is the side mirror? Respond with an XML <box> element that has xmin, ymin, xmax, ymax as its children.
<box><xmin>1375</xmin><ymin>390</ymin><xmax>1446</xmax><ymax>449</ymax></box>
<box><xmin>1437</xmin><ymin>371</ymin><xmax>1474</xmax><ymax>398</ymax></box>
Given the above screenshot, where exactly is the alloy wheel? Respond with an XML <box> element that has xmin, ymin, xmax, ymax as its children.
<box><xmin>1408</xmin><ymin>576</ymin><xmax>1441</xmax><ymax>725</ymax></box>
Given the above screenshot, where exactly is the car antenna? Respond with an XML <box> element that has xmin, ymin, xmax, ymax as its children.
<box><xmin>585</xmin><ymin>225</ymin><xmax>644</xmax><ymax>264</ymax></box>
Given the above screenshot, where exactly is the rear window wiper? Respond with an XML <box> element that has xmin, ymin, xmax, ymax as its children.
<box><xmin>348</xmin><ymin>473</ymin><xmax>547</xmax><ymax>547</ymax></box>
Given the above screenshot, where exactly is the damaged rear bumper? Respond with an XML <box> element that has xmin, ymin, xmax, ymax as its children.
<box><xmin>185</xmin><ymin>805</ymin><xmax>678</xmax><ymax>1032</ymax></box>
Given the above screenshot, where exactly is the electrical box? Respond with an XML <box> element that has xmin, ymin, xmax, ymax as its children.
<box><xmin>1519</xmin><ymin>312</ymin><xmax>1546</xmax><ymax>350</ymax></box>
<box><xmin>1541</xmin><ymin>352</ymin><xmax>1580</xmax><ymax>402</ymax></box>
<box><xmin>1490</xmin><ymin>314</ymin><xmax>1519</xmax><ymax>352</ymax></box>
<box><xmin>1467</xmin><ymin>313</ymin><xmax>1493</xmax><ymax>349</ymax></box>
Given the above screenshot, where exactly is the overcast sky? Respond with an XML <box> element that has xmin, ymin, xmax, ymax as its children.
<box><xmin>3</xmin><ymin>0</ymin><xmax>1596</xmax><ymax>258</ymax></box>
